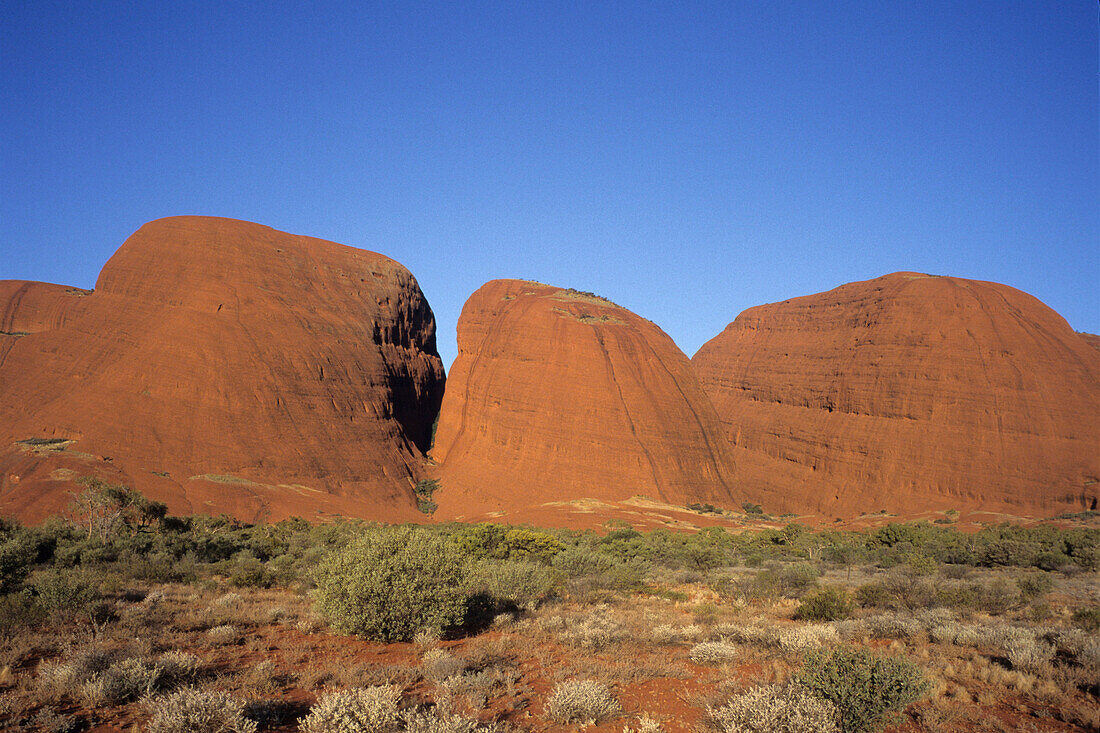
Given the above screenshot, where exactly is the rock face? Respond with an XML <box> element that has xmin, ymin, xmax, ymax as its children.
<box><xmin>692</xmin><ymin>273</ymin><xmax>1100</xmax><ymax>516</ymax></box>
<box><xmin>431</xmin><ymin>280</ymin><xmax>740</xmax><ymax>521</ymax></box>
<box><xmin>1081</xmin><ymin>332</ymin><xmax>1100</xmax><ymax>354</ymax></box>
<box><xmin>0</xmin><ymin>216</ymin><xmax>445</xmax><ymax>522</ymax></box>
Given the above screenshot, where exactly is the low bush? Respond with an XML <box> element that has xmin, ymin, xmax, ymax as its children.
<box><xmin>555</xmin><ymin>613</ymin><xmax>626</xmax><ymax>650</ymax></box>
<box><xmin>156</xmin><ymin>650</ymin><xmax>202</xmax><ymax>686</ymax></box>
<box><xmin>973</xmin><ymin>578</ymin><xmax>1021</xmax><ymax>615</ymax></box>
<box><xmin>854</xmin><ymin>583</ymin><xmax>890</xmax><ymax>609</ymax></box>
<box><xmin>777</xmin><ymin>624</ymin><xmax>839</xmax><ymax>654</ymax></box>
<box><xmin>689</xmin><ymin>641</ymin><xmax>739</xmax><ymax>665</ymax></box>
<box><xmin>863</xmin><ymin>613</ymin><xmax>922</xmax><ymax>640</ymax></box>
<box><xmin>545</xmin><ymin>679</ymin><xmax>621</xmax><ymax>724</ymax></box>
<box><xmin>465</xmin><ymin>560</ymin><xmax>559</xmax><ymax>611</ymax></box>
<box><xmin>206</xmin><ymin>624</ymin><xmax>239</xmax><ymax>646</ymax></box>
<box><xmin>313</xmin><ymin>528</ymin><xmax>468</xmax><ymax>642</ymax></box>
<box><xmin>81</xmin><ymin>657</ymin><xmax>160</xmax><ymax>706</ymax></box>
<box><xmin>0</xmin><ymin>591</ymin><xmax>45</xmax><ymax>635</ymax></box>
<box><xmin>799</xmin><ymin>647</ymin><xmax>929</xmax><ymax>733</ymax></box>
<box><xmin>401</xmin><ymin>704</ymin><xmax>489</xmax><ymax>732</ymax></box>
<box><xmin>707</xmin><ymin>681</ymin><xmax>840</xmax><ymax>733</ymax></box>
<box><xmin>1016</xmin><ymin>572</ymin><xmax>1054</xmax><ymax>600</ymax></box>
<box><xmin>1072</xmin><ymin>606</ymin><xmax>1100</xmax><ymax>632</ymax></box>
<box><xmin>35</xmin><ymin>643</ymin><xmax>115</xmax><ymax>700</ymax></box>
<box><xmin>30</xmin><ymin>707</ymin><xmax>78</xmax><ymax>733</ymax></box>
<box><xmin>298</xmin><ymin>685</ymin><xmax>401</xmax><ymax>733</ymax></box>
<box><xmin>1006</xmin><ymin>637</ymin><xmax>1055</xmax><ymax>673</ymax></box>
<box><xmin>145</xmin><ymin>687</ymin><xmax>258</xmax><ymax>733</ymax></box>
<box><xmin>31</xmin><ymin>569</ymin><xmax>99</xmax><ymax>619</ymax></box>
<box><xmin>421</xmin><ymin>648</ymin><xmax>465</xmax><ymax>682</ymax></box>
<box><xmin>796</xmin><ymin>585</ymin><xmax>853</xmax><ymax>621</ymax></box>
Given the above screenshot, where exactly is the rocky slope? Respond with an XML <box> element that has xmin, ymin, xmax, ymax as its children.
<box><xmin>692</xmin><ymin>272</ymin><xmax>1100</xmax><ymax>516</ymax></box>
<box><xmin>0</xmin><ymin>216</ymin><xmax>445</xmax><ymax>522</ymax></box>
<box><xmin>431</xmin><ymin>280</ymin><xmax>741</xmax><ymax>523</ymax></box>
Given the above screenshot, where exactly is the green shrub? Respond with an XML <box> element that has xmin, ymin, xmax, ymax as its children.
<box><xmin>796</xmin><ymin>585</ymin><xmax>854</xmax><ymax>621</ymax></box>
<box><xmin>413</xmin><ymin>479</ymin><xmax>439</xmax><ymax>516</ymax></box>
<box><xmin>313</xmin><ymin>528</ymin><xmax>468</xmax><ymax>642</ymax></box>
<box><xmin>0</xmin><ymin>590</ymin><xmax>45</xmax><ymax>634</ymax></box>
<box><xmin>31</xmin><ymin>568</ymin><xmax>99</xmax><ymax>619</ymax></box>
<box><xmin>1016</xmin><ymin>572</ymin><xmax>1054</xmax><ymax>600</ymax></box>
<box><xmin>855</xmin><ymin>583</ymin><xmax>890</xmax><ymax>609</ymax></box>
<box><xmin>0</xmin><ymin>520</ymin><xmax>37</xmax><ymax>594</ymax></box>
<box><xmin>552</xmin><ymin>547</ymin><xmax>613</xmax><ymax>578</ymax></box>
<box><xmin>900</xmin><ymin>554</ymin><xmax>939</xmax><ymax>577</ymax></box>
<box><xmin>1072</xmin><ymin>606</ymin><xmax>1100</xmax><ymax>632</ymax></box>
<box><xmin>227</xmin><ymin>556</ymin><xmax>273</xmax><ymax>588</ymax></box>
<box><xmin>500</xmin><ymin>528</ymin><xmax>564</xmax><ymax>563</ymax></box>
<box><xmin>678</xmin><ymin>541</ymin><xmax>731</xmax><ymax>571</ymax></box>
<box><xmin>779</xmin><ymin>562</ymin><xmax>821</xmax><ymax>596</ymax></box>
<box><xmin>465</xmin><ymin>559</ymin><xmax>559</xmax><ymax>611</ymax></box>
<box><xmin>799</xmin><ymin>647</ymin><xmax>929</xmax><ymax>733</ymax></box>
<box><xmin>1033</xmin><ymin>550</ymin><xmax>1072</xmax><ymax>571</ymax></box>
<box><xmin>974</xmin><ymin>578</ymin><xmax>1021</xmax><ymax>615</ymax></box>
<box><xmin>451</xmin><ymin>523</ymin><xmax>506</xmax><ymax>560</ymax></box>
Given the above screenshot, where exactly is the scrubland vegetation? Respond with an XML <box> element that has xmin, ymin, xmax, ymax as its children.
<box><xmin>0</xmin><ymin>479</ymin><xmax>1097</xmax><ymax>731</ymax></box>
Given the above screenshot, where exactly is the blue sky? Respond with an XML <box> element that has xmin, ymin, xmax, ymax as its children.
<box><xmin>2</xmin><ymin>1</ymin><xmax>1097</xmax><ymax>368</ymax></box>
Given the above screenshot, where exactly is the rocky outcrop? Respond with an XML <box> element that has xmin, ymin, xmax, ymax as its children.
<box><xmin>431</xmin><ymin>280</ymin><xmax>741</xmax><ymax>522</ymax></box>
<box><xmin>692</xmin><ymin>273</ymin><xmax>1100</xmax><ymax>516</ymax></box>
<box><xmin>0</xmin><ymin>216</ymin><xmax>445</xmax><ymax>522</ymax></box>
<box><xmin>1080</xmin><ymin>332</ymin><xmax>1100</xmax><ymax>355</ymax></box>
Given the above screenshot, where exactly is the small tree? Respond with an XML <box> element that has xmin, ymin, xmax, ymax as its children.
<box><xmin>68</xmin><ymin>477</ymin><xmax>166</xmax><ymax>541</ymax></box>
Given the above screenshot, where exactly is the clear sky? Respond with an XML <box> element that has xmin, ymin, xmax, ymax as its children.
<box><xmin>2</xmin><ymin>1</ymin><xmax>1097</xmax><ymax>369</ymax></box>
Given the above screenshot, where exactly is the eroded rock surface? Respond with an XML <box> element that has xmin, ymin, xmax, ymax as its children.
<box><xmin>0</xmin><ymin>216</ymin><xmax>445</xmax><ymax>522</ymax></box>
<box><xmin>432</xmin><ymin>280</ymin><xmax>740</xmax><ymax>521</ymax></box>
<box><xmin>692</xmin><ymin>273</ymin><xmax>1100</xmax><ymax>516</ymax></box>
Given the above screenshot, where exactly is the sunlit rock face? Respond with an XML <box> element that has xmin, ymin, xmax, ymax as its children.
<box><xmin>432</xmin><ymin>279</ymin><xmax>743</xmax><ymax>522</ymax></box>
<box><xmin>692</xmin><ymin>272</ymin><xmax>1100</xmax><ymax>517</ymax></box>
<box><xmin>0</xmin><ymin>216</ymin><xmax>445</xmax><ymax>523</ymax></box>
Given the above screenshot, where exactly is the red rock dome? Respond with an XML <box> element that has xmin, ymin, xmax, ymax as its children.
<box><xmin>0</xmin><ymin>216</ymin><xmax>445</xmax><ymax>522</ymax></box>
<box><xmin>432</xmin><ymin>279</ymin><xmax>741</xmax><ymax>524</ymax></box>
<box><xmin>692</xmin><ymin>273</ymin><xmax>1100</xmax><ymax>517</ymax></box>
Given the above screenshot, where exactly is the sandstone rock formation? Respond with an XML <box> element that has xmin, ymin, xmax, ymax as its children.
<box><xmin>1080</xmin><ymin>332</ymin><xmax>1100</xmax><ymax>354</ymax></box>
<box><xmin>431</xmin><ymin>280</ymin><xmax>740</xmax><ymax>523</ymax></box>
<box><xmin>0</xmin><ymin>216</ymin><xmax>445</xmax><ymax>522</ymax></box>
<box><xmin>692</xmin><ymin>273</ymin><xmax>1100</xmax><ymax>516</ymax></box>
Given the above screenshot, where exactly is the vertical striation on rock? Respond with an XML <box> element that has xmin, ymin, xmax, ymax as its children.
<box><xmin>692</xmin><ymin>272</ymin><xmax>1100</xmax><ymax>516</ymax></box>
<box><xmin>0</xmin><ymin>216</ymin><xmax>445</xmax><ymax>522</ymax></box>
<box><xmin>432</xmin><ymin>279</ymin><xmax>740</xmax><ymax>522</ymax></box>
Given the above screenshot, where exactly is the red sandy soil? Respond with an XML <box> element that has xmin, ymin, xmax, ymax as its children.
<box><xmin>10</xmin><ymin>587</ymin><xmax>1094</xmax><ymax>732</ymax></box>
<box><xmin>0</xmin><ymin>216</ymin><xmax>444</xmax><ymax>524</ymax></box>
<box><xmin>692</xmin><ymin>272</ymin><xmax>1100</xmax><ymax>519</ymax></box>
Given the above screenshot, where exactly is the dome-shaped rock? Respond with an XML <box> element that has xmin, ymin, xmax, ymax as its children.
<box><xmin>0</xmin><ymin>216</ymin><xmax>445</xmax><ymax>522</ymax></box>
<box><xmin>692</xmin><ymin>273</ymin><xmax>1100</xmax><ymax>517</ymax></box>
<box><xmin>432</xmin><ymin>279</ymin><xmax>740</xmax><ymax>523</ymax></box>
